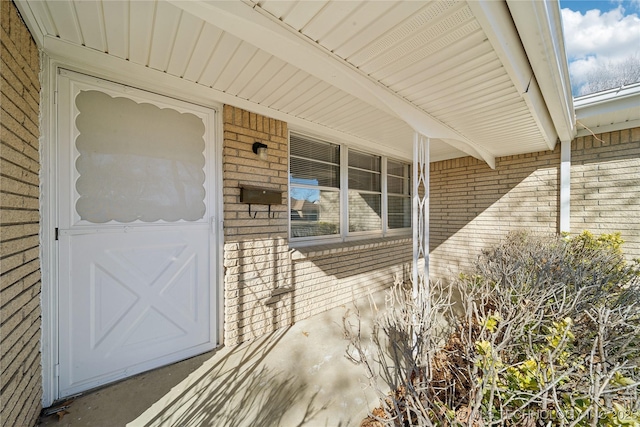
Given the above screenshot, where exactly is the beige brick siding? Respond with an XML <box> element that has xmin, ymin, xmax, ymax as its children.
<box><xmin>222</xmin><ymin>105</ymin><xmax>290</xmax><ymax>344</ymax></box>
<box><xmin>222</xmin><ymin>106</ymin><xmax>411</xmax><ymax>345</ymax></box>
<box><xmin>571</xmin><ymin>127</ymin><xmax>640</xmax><ymax>260</ymax></box>
<box><xmin>290</xmin><ymin>238</ymin><xmax>411</xmax><ymax>315</ymax></box>
<box><xmin>430</xmin><ymin>148</ymin><xmax>560</xmax><ymax>279</ymax></box>
<box><xmin>1</xmin><ymin>1</ymin><xmax>43</xmax><ymax>426</ymax></box>
<box><xmin>224</xmin><ymin>108</ymin><xmax>637</xmax><ymax>344</ymax></box>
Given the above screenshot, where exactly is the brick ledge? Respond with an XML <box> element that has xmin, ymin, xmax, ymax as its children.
<box><xmin>290</xmin><ymin>236</ymin><xmax>411</xmax><ymax>260</ymax></box>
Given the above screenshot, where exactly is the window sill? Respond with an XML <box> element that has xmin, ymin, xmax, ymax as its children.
<box><xmin>290</xmin><ymin>235</ymin><xmax>411</xmax><ymax>261</ymax></box>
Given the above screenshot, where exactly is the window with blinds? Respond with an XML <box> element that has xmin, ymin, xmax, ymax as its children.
<box><xmin>289</xmin><ymin>132</ymin><xmax>411</xmax><ymax>242</ymax></box>
<box><xmin>348</xmin><ymin>150</ymin><xmax>381</xmax><ymax>232</ymax></box>
<box><xmin>289</xmin><ymin>134</ymin><xmax>340</xmax><ymax>238</ymax></box>
<box><xmin>387</xmin><ymin>160</ymin><xmax>411</xmax><ymax>229</ymax></box>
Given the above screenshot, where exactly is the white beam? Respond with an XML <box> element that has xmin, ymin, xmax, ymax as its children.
<box><xmin>169</xmin><ymin>0</ymin><xmax>496</xmax><ymax>168</ymax></box>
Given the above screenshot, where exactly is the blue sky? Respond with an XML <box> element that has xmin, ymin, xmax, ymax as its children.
<box><xmin>559</xmin><ymin>0</ymin><xmax>640</xmax><ymax>95</ymax></box>
<box><xmin>560</xmin><ymin>0</ymin><xmax>640</xmax><ymax>14</ymax></box>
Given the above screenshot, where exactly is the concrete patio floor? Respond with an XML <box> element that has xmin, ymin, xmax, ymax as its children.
<box><xmin>38</xmin><ymin>292</ymin><xmax>387</xmax><ymax>427</ymax></box>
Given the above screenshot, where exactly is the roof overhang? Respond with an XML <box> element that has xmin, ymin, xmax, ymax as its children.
<box><xmin>506</xmin><ymin>0</ymin><xmax>576</xmax><ymax>143</ymax></box>
<box><xmin>574</xmin><ymin>83</ymin><xmax>640</xmax><ymax>137</ymax></box>
<box><xmin>14</xmin><ymin>0</ymin><xmax>576</xmax><ymax>168</ymax></box>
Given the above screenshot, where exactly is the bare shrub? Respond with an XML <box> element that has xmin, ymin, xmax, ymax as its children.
<box><xmin>346</xmin><ymin>231</ymin><xmax>640</xmax><ymax>426</ymax></box>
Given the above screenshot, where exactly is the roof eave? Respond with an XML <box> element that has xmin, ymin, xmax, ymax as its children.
<box><xmin>574</xmin><ymin>82</ymin><xmax>640</xmax><ymax>109</ymax></box>
<box><xmin>507</xmin><ymin>0</ymin><xmax>577</xmax><ymax>143</ymax></box>
<box><xmin>467</xmin><ymin>0</ymin><xmax>560</xmax><ymax>151</ymax></box>
<box><xmin>574</xmin><ymin>82</ymin><xmax>640</xmax><ymax>137</ymax></box>
<box><xmin>169</xmin><ymin>0</ymin><xmax>497</xmax><ymax>167</ymax></box>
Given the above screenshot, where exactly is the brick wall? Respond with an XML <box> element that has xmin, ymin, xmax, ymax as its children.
<box><xmin>222</xmin><ymin>105</ymin><xmax>290</xmax><ymax>344</ymax></box>
<box><xmin>1</xmin><ymin>1</ymin><xmax>43</xmax><ymax>426</ymax></box>
<box><xmin>290</xmin><ymin>238</ymin><xmax>412</xmax><ymax>320</ymax></box>
<box><xmin>430</xmin><ymin>148</ymin><xmax>560</xmax><ymax>279</ymax></box>
<box><xmin>222</xmin><ymin>106</ymin><xmax>411</xmax><ymax>345</ymax></box>
<box><xmin>571</xmin><ymin>127</ymin><xmax>640</xmax><ymax>260</ymax></box>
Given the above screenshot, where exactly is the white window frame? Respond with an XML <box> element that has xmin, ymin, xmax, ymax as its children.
<box><xmin>289</xmin><ymin>131</ymin><xmax>412</xmax><ymax>246</ymax></box>
<box><xmin>386</xmin><ymin>158</ymin><xmax>413</xmax><ymax>232</ymax></box>
<box><xmin>347</xmin><ymin>149</ymin><xmax>383</xmax><ymax>236</ymax></box>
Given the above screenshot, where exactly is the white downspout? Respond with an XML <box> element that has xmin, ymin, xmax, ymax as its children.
<box><xmin>559</xmin><ymin>139</ymin><xmax>571</xmax><ymax>233</ymax></box>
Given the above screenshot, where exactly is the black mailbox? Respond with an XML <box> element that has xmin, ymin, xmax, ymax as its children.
<box><xmin>240</xmin><ymin>186</ymin><xmax>283</xmax><ymax>218</ymax></box>
<box><xmin>240</xmin><ymin>186</ymin><xmax>282</xmax><ymax>205</ymax></box>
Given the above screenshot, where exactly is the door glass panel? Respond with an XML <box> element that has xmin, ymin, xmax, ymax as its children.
<box><xmin>74</xmin><ymin>90</ymin><xmax>206</xmax><ymax>223</ymax></box>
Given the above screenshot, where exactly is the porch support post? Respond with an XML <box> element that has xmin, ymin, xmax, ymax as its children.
<box><xmin>412</xmin><ymin>132</ymin><xmax>430</xmax><ymax>301</ymax></box>
<box><xmin>560</xmin><ymin>139</ymin><xmax>571</xmax><ymax>233</ymax></box>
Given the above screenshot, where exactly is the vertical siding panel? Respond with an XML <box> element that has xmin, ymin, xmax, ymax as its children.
<box><xmin>102</xmin><ymin>0</ymin><xmax>129</xmax><ymax>59</ymax></box>
<box><xmin>166</xmin><ymin>13</ymin><xmax>204</xmax><ymax>77</ymax></box>
<box><xmin>147</xmin><ymin>2</ymin><xmax>181</xmax><ymax>71</ymax></box>
<box><xmin>182</xmin><ymin>24</ymin><xmax>224</xmax><ymax>83</ymax></box>
<box><xmin>45</xmin><ymin>0</ymin><xmax>82</xmax><ymax>44</ymax></box>
<box><xmin>129</xmin><ymin>1</ymin><xmax>156</xmax><ymax>65</ymax></box>
<box><xmin>73</xmin><ymin>0</ymin><xmax>105</xmax><ymax>51</ymax></box>
<box><xmin>198</xmin><ymin>32</ymin><xmax>242</xmax><ymax>87</ymax></box>
<box><xmin>225</xmin><ymin>49</ymin><xmax>271</xmax><ymax>96</ymax></box>
<box><xmin>212</xmin><ymin>42</ymin><xmax>258</xmax><ymax>92</ymax></box>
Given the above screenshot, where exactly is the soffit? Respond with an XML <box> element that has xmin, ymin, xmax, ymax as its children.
<box><xmin>20</xmin><ymin>0</ymin><xmax>553</xmax><ymax>163</ymax></box>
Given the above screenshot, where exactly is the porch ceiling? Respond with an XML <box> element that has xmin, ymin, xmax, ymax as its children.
<box><xmin>17</xmin><ymin>0</ymin><xmax>571</xmax><ymax>165</ymax></box>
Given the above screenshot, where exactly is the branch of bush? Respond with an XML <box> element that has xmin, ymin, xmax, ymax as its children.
<box><xmin>346</xmin><ymin>231</ymin><xmax>640</xmax><ymax>426</ymax></box>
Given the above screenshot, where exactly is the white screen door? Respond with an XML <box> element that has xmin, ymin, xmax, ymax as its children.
<box><xmin>56</xmin><ymin>70</ymin><xmax>217</xmax><ymax>398</ymax></box>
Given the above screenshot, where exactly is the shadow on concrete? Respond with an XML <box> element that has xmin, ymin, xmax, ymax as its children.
<box><xmin>132</xmin><ymin>328</ymin><xmax>334</xmax><ymax>426</ymax></box>
<box><xmin>37</xmin><ymin>293</ymin><xmax>385</xmax><ymax>427</ymax></box>
<box><xmin>128</xmin><ymin>298</ymin><xmax>380</xmax><ymax>427</ymax></box>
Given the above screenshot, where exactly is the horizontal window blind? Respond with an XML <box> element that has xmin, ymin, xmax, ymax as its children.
<box><xmin>290</xmin><ymin>134</ymin><xmax>341</xmax><ymax>238</ymax></box>
<box><xmin>289</xmin><ymin>133</ymin><xmax>412</xmax><ymax>241</ymax></box>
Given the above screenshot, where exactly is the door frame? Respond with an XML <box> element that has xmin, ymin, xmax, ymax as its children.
<box><xmin>40</xmin><ymin>58</ymin><xmax>225</xmax><ymax>406</ymax></box>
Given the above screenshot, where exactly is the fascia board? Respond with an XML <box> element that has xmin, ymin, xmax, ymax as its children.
<box><xmin>575</xmin><ymin>94</ymin><xmax>640</xmax><ymax>119</ymax></box>
<box><xmin>574</xmin><ymin>84</ymin><xmax>640</xmax><ymax>136</ymax></box>
<box><xmin>574</xmin><ymin>83</ymin><xmax>640</xmax><ymax>109</ymax></box>
<box><xmin>169</xmin><ymin>0</ymin><xmax>496</xmax><ymax>168</ymax></box>
<box><xmin>575</xmin><ymin>120</ymin><xmax>640</xmax><ymax>137</ymax></box>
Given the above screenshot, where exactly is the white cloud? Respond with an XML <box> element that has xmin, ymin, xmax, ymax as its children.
<box><xmin>561</xmin><ymin>6</ymin><xmax>640</xmax><ymax>93</ymax></box>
